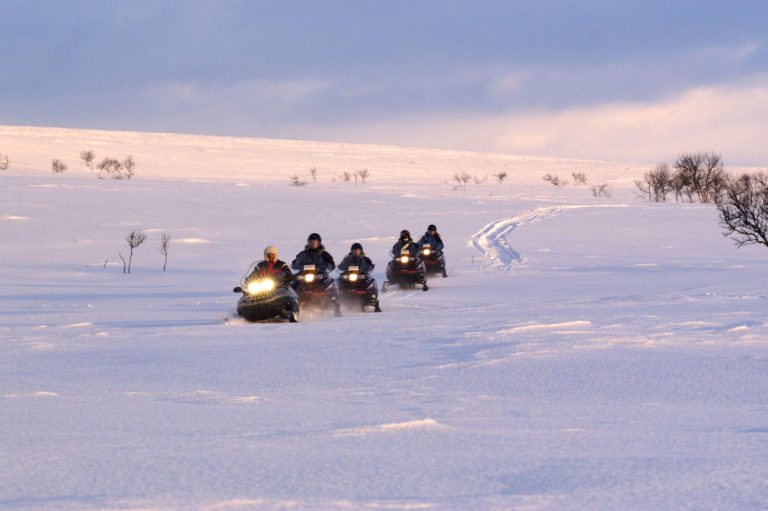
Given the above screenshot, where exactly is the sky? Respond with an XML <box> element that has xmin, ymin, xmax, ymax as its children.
<box><xmin>3</xmin><ymin>0</ymin><xmax>768</xmax><ymax>165</ymax></box>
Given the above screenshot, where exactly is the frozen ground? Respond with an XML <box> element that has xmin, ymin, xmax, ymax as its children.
<box><xmin>1</xmin><ymin>126</ymin><xmax>767</xmax><ymax>510</ymax></box>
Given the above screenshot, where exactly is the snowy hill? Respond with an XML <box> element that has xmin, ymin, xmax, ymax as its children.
<box><xmin>2</xmin><ymin>125</ymin><xmax>767</xmax><ymax>510</ymax></box>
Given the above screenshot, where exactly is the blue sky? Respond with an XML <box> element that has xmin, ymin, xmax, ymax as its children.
<box><xmin>3</xmin><ymin>1</ymin><xmax>768</xmax><ymax>164</ymax></box>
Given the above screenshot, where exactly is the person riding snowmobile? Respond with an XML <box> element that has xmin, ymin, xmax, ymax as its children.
<box><xmin>418</xmin><ymin>224</ymin><xmax>444</xmax><ymax>253</ymax></box>
<box><xmin>390</xmin><ymin>230</ymin><xmax>420</xmax><ymax>257</ymax></box>
<box><xmin>291</xmin><ymin>233</ymin><xmax>336</xmax><ymax>275</ymax></box>
<box><xmin>246</xmin><ymin>246</ymin><xmax>294</xmax><ymax>286</ymax></box>
<box><xmin>338</xmin><ymin>242</ymin><xmax>375</xmax><ymax>274</ymax></box>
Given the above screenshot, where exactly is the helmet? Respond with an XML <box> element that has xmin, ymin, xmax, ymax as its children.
<box><xmin>428</xmin><ymin>224</ymin><xmax>437</xmax><ymax>231</ymax></box>
<box><xmin>307</xmin><ymin>232</ymin><xmax>322</xmax><ymax>243</ymax></box>
<box><xmin>400</xmin><ymin>229</ymin><xmax>410</xmax><ymax>239</ymax></box>
<box><xmin>351</xmin><ymin>242</ymin><xmax>363</xmax><ymax>252</ymax></box>
<box><xmin>264</xmin><ymin>245</ymin><xmax>278</xmax><ymax>257</ymax></box>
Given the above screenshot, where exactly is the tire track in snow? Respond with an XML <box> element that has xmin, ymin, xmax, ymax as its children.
<box><xmin>468</xmin><ymin>205</ymin><xmax>627</xmax><ymax>269</ymax></box>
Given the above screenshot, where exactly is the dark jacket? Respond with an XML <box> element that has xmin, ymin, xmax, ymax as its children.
<box><xmin>391</xmin><ymin>239</ymin><xmax>420</xmax><ymax>258</ymax></box>
<box><xmin>338</xmin><ymin>252</ymin><xmax>375</xmax><ymax>274</ymax></box>
<box><xmin>418</xmin><ymin>232</ymin><xmax>444</xmax><ymax>252</ymax></box>
<box><xmin>246</xmin><ymin>259</ymin><xmax>293</xmax><ymax>285</ymax></box>
<box><xmin>291</xmin><ymin>244</ymin><xmax>336</xmax><ymax>275</ymax></box>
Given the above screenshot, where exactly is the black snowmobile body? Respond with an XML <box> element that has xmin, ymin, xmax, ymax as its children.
<box><xmin>293</xmin><ymin>264</ymin><xmax>342</xmax><ymax>316</ymax></box>
<box><xmin>233</xmin><ymin>278</ymin><xmax>299</xmax><ymax>323</ymax></box>
<box><xmin>384</xmin><ymin>250</ymin><xmax>428</xmax><ymax>291</ymax></box>
<box><xmin>337</xmin><ymin>266</ymin><xmax>381</xmax><ymax>312</ymax></box>
<box><xmin>419</xmin><ymin>243</ymin><xmax>447</xmax><ymax>278</ymax></box>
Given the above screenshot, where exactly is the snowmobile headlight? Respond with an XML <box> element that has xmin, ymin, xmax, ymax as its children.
<box><xmin>400</xmin><ymin>256</ymin><xmax>409</xmax><ymax>264</ymax></box>
<box><xmin>304</xmin><ymin>273</ymin><xmax>315</xmax><ymax>283</ymax></box>
<box><xmin>247</xmin><ymin>279</ymin><xmax>275</xmax><ymax>294</ymax></box>
<box><xmin>349</xmin><ymin>273</ymin><xmax>359</xmax><ymax>282</ymax></box>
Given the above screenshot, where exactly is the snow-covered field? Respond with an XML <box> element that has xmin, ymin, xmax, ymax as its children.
<box><xmin>2</xmin><ymin>126</ymin><xmax>767</xmax><ymax>510</ymax></box>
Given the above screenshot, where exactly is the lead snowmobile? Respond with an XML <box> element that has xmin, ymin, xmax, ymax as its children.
<box><xmin>233</xmin><ymin>268</ymin><xmax>299</xmax><ymax>323</ymax></box>
<box><xmin>383</xmin><ymin>248</ymin><xmax>429</xmax><ymax>291</ymax></box>
<box><xmin>338</xmin><ymin>265</ymin><xmax>382</xmax><ymax>312</ymax></box>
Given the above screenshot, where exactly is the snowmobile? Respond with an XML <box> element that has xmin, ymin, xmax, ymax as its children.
<box><xmin>337</xmin><ymin>265</ymin><xmax>382</xmax><ymax>312</ymax></box>
<box><xmin>233</xmin><ymin>275</ymin><xmax>299</xmax><ymax>323</ymax></box>
<box><xmin>419</xmin><ymin>243</ymin><xmax>447</xmax><ymax>278</ymax></box>
<box><xmin>294</xmin><ymin>264</ymin><xmax>343</xmax><ymax>317</ymax></box>
<box><xmin>383</xmin><ymin>248</ymin><xmax>429</xmax><ymax>291</ymax></box>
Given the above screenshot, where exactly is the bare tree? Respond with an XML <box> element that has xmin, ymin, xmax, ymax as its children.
<box><xmin>674</xmin><ymin>151</ymin><xmax>726</xmax><ymax>204</ymax></box>
<box><xmin>80</xmin><ymin>150</ymin><xmax>95</xmax><ymax>171</ymax></box>
<box><xmin>357</xmin><ymin>168</ymin><xmax>370</xmax><ymax>184</ymax></box>
<box><xmin>51</xmin><ymin>158</ymin><xmax>67</xmax><ymax>174</ymax></box>
<box><xmin>718</xmin><ymin>172</ymin><xmax>768</xmax><ymax>249</ymax></box>
<box><xmin>310</xmin><ymin>167</ymin><xmax>317</xmax><ymax>181</ymax></box>
<box><xmin>160</xmin><ymin>233</ymin><xmax>171</xmax><ymax>271</ymax></box>
<box><xmin>290</xmin><ymin>174</ymin><xmax>307</xmax><ymax>186</ymax></box>
<box><xmin>635</xmin><ymin>163</ymin><xmax>672</xmax><ymax>202</ymax></box>
<box><xmin>494</xmin><ymin>171</ymin><xmax>507</xmax><ymax>184</ymax></box>
<box><xmin>122</xmin><ymin>155</ymin><xmax>136</xmax><ymax>180</ymax></box>
<box><xmin>123</xmin><ymin>230</ymin><xmax>146</xmax><ymax>274</ymax></box>
<box><xmin>572</xmin><ymin>172</ymin><xmax>588</xmax><ymax>185</ymax></box>
<box><xmin>0</xmin><ymin>154</ymin><xmax>9</xmax><ymax>170</ymax></box>
<box><xmin>454</xmin><ymin>172</ymin><xmax>470</xmax><ymax>191</ymax></box>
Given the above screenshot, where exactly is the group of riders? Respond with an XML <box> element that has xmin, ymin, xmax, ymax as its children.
<box><xmin>237</xmin><ymin>225</ymin><xmax>446</xmax><ymax>321</ymax></box>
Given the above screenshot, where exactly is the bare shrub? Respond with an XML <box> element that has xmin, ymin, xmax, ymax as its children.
<box><xmin>572</xmin><ymin>172</ymin><xmax>588</xmax><ymax>185</ymax></box>
<box><xmin>122</xmin><ymin>155</ymin><xmax>136</xmax><ymax>180</ymax></box>
<box><xmin>635</xmin><ymin>163</ymin><xmax>672</xmax><ymax>202</ymax></box>
<box><xmin>51</xmin><ymin>158</ymin><xmax>67</xmax><ymax>174</ymax></box>
<box><xmin>160</xmin><ymin>233</ymin><xmax>171</xmax><ymax>271</ymax></box>
<box><xmin>290</xmin><ymin>174</ymin><xmax>307</xmax><ymax>186</ymax></box>
<box><xmin>122</xmin><ymin>230</ymin><xmax>146</xmax><ymax>274</ymax></box>
<box><xmin>543</xmin><ymin>174</ymin><xmax>562</xmax><ymax>186</ymax></box>
<box><xmin>357</xmin><ymin>168</ymin><xmax>370</xmax><ymax>184</ymax></box>
<box><xmin>591</xmin><ymin>184</ymin><xmax>612</xmax><ymax>198</ymax></box>
<box><xmin>494</xmin><ymin>171</ymin><xmax>507</xmax><ymax>184</ymax></box>
<box><xmin>674</xmin><ymin>151</ymin><xmax>727</xmax><ymax>204</ymax></box>
<box><xmin>718</xmin><ymin>172</ymin><xmax>768</xmax><ymax>249</ymax></box>
<box><xmin>454</xmin><ymin>172</ymin><xmax>470</xmax><ymax>191</ymax></box>
<box><xmin>80</xmin><ymin>150</ymin><xmax>95</xmax><ymax>171</ymax></box>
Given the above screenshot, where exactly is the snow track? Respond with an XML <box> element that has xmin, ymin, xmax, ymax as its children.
<box><xmin>469</xmin><ymin>205</ymin><xmax>628</xmax><ymax>269</ymax></box>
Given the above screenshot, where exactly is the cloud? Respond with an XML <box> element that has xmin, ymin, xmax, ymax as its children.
<box><xmin>304</xmin><ymin>74</ymin><xmax>768</xmax><ymax>165</ymax></box>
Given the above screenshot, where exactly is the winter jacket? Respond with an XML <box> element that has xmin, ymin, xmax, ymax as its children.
<box><xmin>291</xmin><ymin>245</ymin><xmax>336</xmax><ymax>275</ymax></box>
<box><xmin>246</xmin><ymin>259</ymin><xmax>293</xmax><ymax>285</ymax></box>
<box><xmin>338</xmin><ymin>253</ymin><xmax>375</xmax><ymax>274</ymax></box>
<box><xmin>418</xmin><ymin>232</ymin><xmax>444</xmax><ymax>252</ymax></box>
<box><xmin>391</xmin><ymin>239</ymin><xmax>420</xmax><ymax>257</ymax></box>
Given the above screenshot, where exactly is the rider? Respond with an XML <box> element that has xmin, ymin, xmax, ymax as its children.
<box><xmin>338</xmin><ymin>242</ymin><xmax>375</xmax><ymax>275</ymax></box>
<box><xmin>391</xmin><ymin>229</ymin><xmax>420</xmax><ymax>257</ymax></box>
<box><xmin>291</xmin><ymin>233</ymin><xmax>336</xmax><ymax>276</ymax></box>
<box><xmin>418</xmin><ymin>224</ymin><xmax>444</xmax><ymax>253</ymax></box>
<box><xmin>246</xmin><ymin>246</ymin><xmax>293</xmax><ymax>285</ymax></box>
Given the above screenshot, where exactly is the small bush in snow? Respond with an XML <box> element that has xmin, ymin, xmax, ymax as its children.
<box><xmin>572</xmin><ymin>172</ymin><xmax>588</xmax><ymax>185</ymax></box>
<box><xmin>1</xmin><ymin>153</ymin><xmax>10</xmax><ymax>170</ymax></box>
<box><xmin>591</xmin><ymin>184</ymin><xmax>612</xmax><ymax>198</ymax></box>
<box><xmin>80</xmin><ymin>150</ymin><xmax>95</xmax><ymax>171</ymax></box>
<box><xmin>454</xmin><ymin>172</ymin><xmax>470</xmax><ymax>191</ymax></box>
<box><xmin>718</xmin><ymin>172</ymin><xmax>768</xmax><ymax>249</ymax></box>
<box><xmin>543</xmin><ymin>174</ymin><xmax>563</xmax><ymax>186</ymax></box>
<box><xmin>51</xmin><ymin>158</ymin><xmax>67</xmax><ymax>174</ymax></box>
<box><xmin>290</xmin><ymin>174</ymin><xmax>307</xmax><ymax>186</ymax></box>
<box><xmin>494</xmin><ymin>172</ymin><xmax>507</xmax><ymax>184</ymax></box>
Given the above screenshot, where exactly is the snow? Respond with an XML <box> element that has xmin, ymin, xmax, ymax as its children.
<box><xmin>2</xmin><ymin>125</ymin><xmax>768</xmax><ymax>510</ymax></box>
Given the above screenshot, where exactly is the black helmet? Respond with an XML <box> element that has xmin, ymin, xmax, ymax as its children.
<box><xmin>400</xmin><ymin>229</ymin><xmax>410</xmax><ymax>239</ymax></box>
<box><xmin>351</xmin><ymin>242</ymin><xmax>363</xmax><ymax>252</ymax></box>
<box><xmin>428</xmin><ymin>224</ymin><xmax>437</xmax><ymax>232</ymax></box>
<box><xmin>307</xmin><ymin>232</ymin><xmax>322</xmax><ymax>243</ymax></box>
